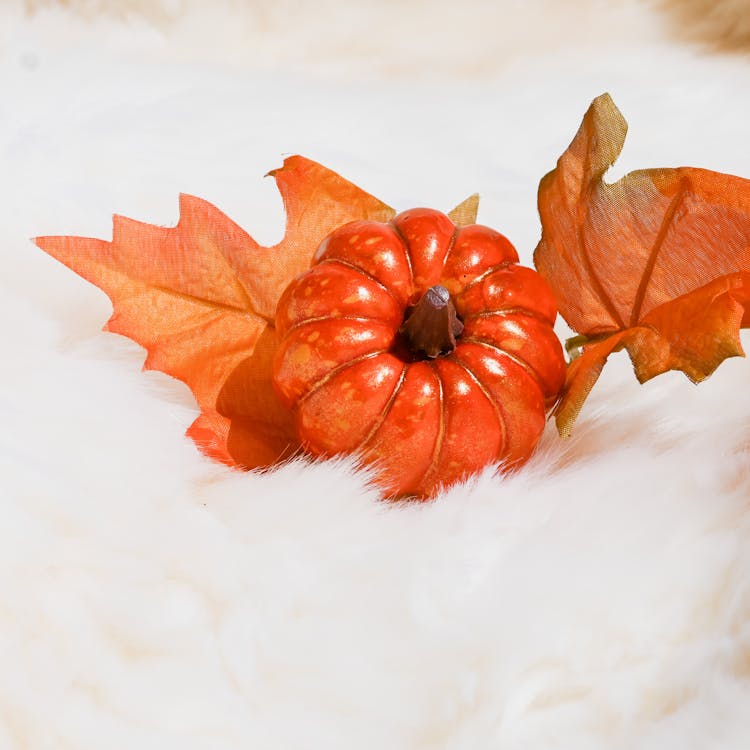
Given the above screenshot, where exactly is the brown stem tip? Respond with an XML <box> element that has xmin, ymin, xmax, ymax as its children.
<box><xmin>399</xmin><ymin>284</ymin><xmax>464</xmax><ymax>358</ymax></box>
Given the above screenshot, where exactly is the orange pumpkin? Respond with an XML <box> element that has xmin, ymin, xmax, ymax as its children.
<box><xmin>273</xmin><ymin>208</ymin><xmax>566</xmax><ymax>498</ymax></box>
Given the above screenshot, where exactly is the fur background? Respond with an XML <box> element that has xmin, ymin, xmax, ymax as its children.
<box><xmin>2</xmin><ymin>1</ymin><xmax>750</xmax><ymax>747</ymax></box>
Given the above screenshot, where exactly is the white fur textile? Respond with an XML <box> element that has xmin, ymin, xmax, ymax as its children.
<box><xmin>2</xmin><ymin>2</ymin><xmax>750</xmax><ymax>748</ymax></box>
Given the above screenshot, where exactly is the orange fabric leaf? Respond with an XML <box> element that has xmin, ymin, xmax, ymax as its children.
<box><xmin>35</xmin><ymin>156</ymin><xmax>395</xmax><ymax>468</ymax></box>
<box><xmin>534</xmin><ymin>93</ymin><xmax>750</xmax><ymax>435</ymax></box>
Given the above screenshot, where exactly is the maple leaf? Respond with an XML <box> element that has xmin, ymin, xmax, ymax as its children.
<box><xmin>35</xmin><ymin>156</ymin><xmax>395</xmax><ymax>468</ymax></box>
<box><xmin>534</xmin><ymin>93</ymin><xmax>750</xmax><ymax>436</ymax></box>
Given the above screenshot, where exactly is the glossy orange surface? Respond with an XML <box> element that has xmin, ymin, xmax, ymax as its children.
<box><xmin>273</xmin><ymin>209</ymin><xmax>565</xmax><ymax>498</ymax></box>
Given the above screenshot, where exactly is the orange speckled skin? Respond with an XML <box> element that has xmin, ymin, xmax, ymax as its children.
<box><xmin>273</xmin><ymin>208</ymin><xmax>565</xmax><ymax>498</ymax></box>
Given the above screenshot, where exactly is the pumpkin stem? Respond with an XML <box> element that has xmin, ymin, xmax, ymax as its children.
<box><xmin>399</xmin><ymin>285</ymin><xmax>464</xmax><ymax>358</ymax></box>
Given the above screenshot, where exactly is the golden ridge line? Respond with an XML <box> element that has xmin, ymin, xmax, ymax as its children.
<box><xmin>450</xmin><ymin>356</ymin><xmax>507</xmax><ymax>458</ymax></box>
<box><xmin>418</xmin><ymin>362</ymin><xmax>446</xmax><ymax>494</ymax></box>
<box><xmin>460</xmin><ymin>337</ymin><xmax>546</xmax><ymax>396</ymax></box>
<box><xmin>453</xmin><ymin>260</ymin><xmax>513</xmax><ymax>299</ymax></box>
<box><xmin>389</xmin><ymin>221</ymin><xmax>416</xmax><ymax>290</ymax></box>
<box><xmin>460</xmin><ymin>307</ymin><xmax>550</xmax><ymax>324</ymax></box>
<box><xmin>442</xmin><ymin>226</ymin><xmax>458</xmax><ymax>278</ymax></box>
<box><xmin>315</xmin><ymin>258</ymin><xmax>402</xmax><ymax>306</ymax></box>
<box><xmin>352</xmin><ymin>363</ymin><xmax>409</xmax><ymax>455</ymax></box>
<box><xmin>283</xmin><ymin>315</ymin><xmax>393</xmax><ymax>336</ymax></box>
<box><xmin>297</xmin><ymin>349</ymin><xmax>388</xmax><ymax>405</ymax></box>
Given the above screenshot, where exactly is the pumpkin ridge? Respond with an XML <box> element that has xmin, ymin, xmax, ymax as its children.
<box><xmin>454</xmin><ymin>260</ymin><xmax>513</xmax><ymax>297</ymax></box>
<box><xmin>283</xmin><ymin>314</ymin><xmax>393</xmax><ymax>335</ymax></box>
<box><xmin>417</xmin><ymin>361</ymin><xmax>446</xmax><ymax>495</ymax></box>
<box><xmin>315</xmin><ymin>257</ymin><xmax>403</xmax><ymax>307</ymax></box>
<box><xmin>389</xmin><ymin>220</ymin><xmax>417</xmax><ymax>291</ymax></box>
<box><xmin>442</xmin><ymin>225</ymin><xmax>459</xmax><ymax>276</ymax></box>
<box><xmin>449</xmin><ymin>355</ymin><xmax>507</xmax><ymax>458</ymax></box>
<box><xmin>297</xmin><ymin>349</ymin><xmax>388</xmax><ymax>405</ymax></box>
<box><xmin>460</xmin><ymin>307</ymin><xmax>549</xmax><ymax>323</ymax></box>
<box><xmin>460</xmin><ymin>336</ymin><xmax>546</xmax><ymax>396</ymax></box>
<box><xmin>352</xmin><ymin>363</ymin><xmax>409</xmax><ymax>455</ymax></box>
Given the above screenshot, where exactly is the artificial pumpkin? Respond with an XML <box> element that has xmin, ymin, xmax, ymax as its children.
<box><xmin>273</xmin><ymin>208</ymin><xmax>566</xmax><ymax>498</ymax></box>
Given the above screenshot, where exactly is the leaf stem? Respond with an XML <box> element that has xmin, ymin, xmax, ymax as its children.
<box><xmin>564</xmin><ymin>332</ymin><xmax>611</xmax><ymax>361</ymax></box>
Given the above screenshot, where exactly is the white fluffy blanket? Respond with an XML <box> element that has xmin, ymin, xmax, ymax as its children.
<box><xmin>2</xmin><ymin>2</ymin><xmax>750</xmax><ymax>747</ymax></box>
